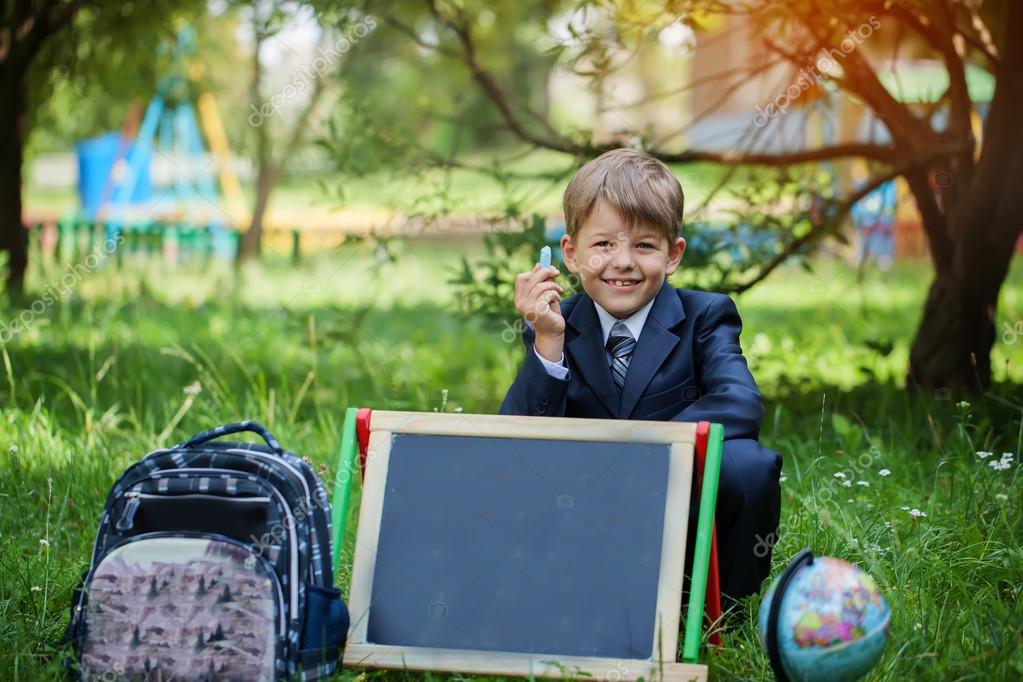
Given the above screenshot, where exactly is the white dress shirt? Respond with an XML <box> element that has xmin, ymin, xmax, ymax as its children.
<box><xmin>533</xmin><ymin>296</ymin><xmax>656</xmax><ymax>379</ymax></box>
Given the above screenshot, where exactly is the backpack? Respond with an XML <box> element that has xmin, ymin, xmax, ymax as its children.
<box><xmin>65</xmin><ymin>421</ymin><xmax>349</xmax><ymax>680</ymax></box>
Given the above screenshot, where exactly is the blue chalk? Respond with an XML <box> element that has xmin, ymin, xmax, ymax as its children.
<box><xmin>539</xmin><ymin>245</ymin><xmax>551</xmax><ymax>268</ymax></box>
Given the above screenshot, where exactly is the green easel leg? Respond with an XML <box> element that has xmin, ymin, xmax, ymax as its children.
<box><xmin>682</xmin><ymin>423</ymin><xmax>724</xmax><ymax>663</ymax></box>
<box><xmin>331</xmin><ymin>407</ymin><xmax>360</xmax><ymax>576</ymax></box>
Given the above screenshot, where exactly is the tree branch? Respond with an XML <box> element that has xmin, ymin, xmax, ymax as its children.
<box><xmin>722</xmin><ymin>165</ymin><xmax>905</xmax><ymax>294</ymax></box>
<box><xmin>426</xmin><ymin>0</ymin><xmax>568</xmax><ymax>153</ymax></box>
<box><xmin>903</xmin><ymin>168</ymin><xmax>953</xmax><ymax>272</ymax></box>
<box><xmin>602</xmin><ymin>57</ymin><xmax>787</xmax><ymax>112</ymax></box>
<box><xmin>383</xmin><ymin>14</ymin><xmax>457</xmax><ymax>58</ymax></box>
<box><xmin>281</xmin><ymin>58</ymin><xmax>330</xmax><ymax>160</ymax></box>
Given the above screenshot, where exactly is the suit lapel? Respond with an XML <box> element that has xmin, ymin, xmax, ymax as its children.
<box><xmin>567</xmin><ymin>281</ymin><xmax>687</xmax><ymax>418</ymax></box>
<box><xmin>619</xmin><ymin>281</ymin><xmax>686</xmax><ymax>419</ymax></box>
<box><xmin>566</xmin><ymin>295</ymin><xmax>620</xmax><ymax>416</ymax></box>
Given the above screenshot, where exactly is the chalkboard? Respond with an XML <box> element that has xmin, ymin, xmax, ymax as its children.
<box><xmin>344</xmin><ymin>411</ymin><xmax>708</xmax><ymax>682</ymax></box>
<box><xmin>368</xmin><ymin>433</ymin><xmax>669</xmax><ymax>658</ymax></box>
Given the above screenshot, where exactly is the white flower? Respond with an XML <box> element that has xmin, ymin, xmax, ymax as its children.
<box><xmin>7</xmin><ymin>445</ymin><xmax>17</xmax><ymax>455</ymax></box>
<box><xmin>976</xmin><ymin>451</ymin><xmax>993</xmax><ymax>459</ymax></box>
<box><xmin>834</xmin><ymin>472</ymin><xmax>847</xmax><ymax>479</ymax></box>
<box><xmin>884</xmin><ymin>521</ymin><xmax>893</xmax><ymax>529</ymax></box>
<box><xmin>30</xmin><ymin>586</ymin><xmax>42</xmax><ymax>592</ymax></box>
<box><xmin>841</xmin><ymin>480</ymin><xmax>852</xmax><ymax>487</ymax></box>
<box><xmin>990</xmin><ymin>459</ymin><xmax>1012</xmax><ymax>471</ymax></box>
<box><xmin>908</xmin><ymin>508</ymin><xmax>927</xmax><ymax>518</ymax></box>
<box><xmin>995</xmin><ymin>493</ymin><xmax>1008</xmax><ymax>502</ymax></box>
<box><xmin>1001</xmin><ymin>452</ymin><xmax>1015</xmax><ymax>464</ymax></box>
<box><xmin>779</xmin><ymin>475</ymin><xmax>788</xmax><ymax>483</ymax></box>
<box><xmin>38</xmin><ymin>538</ymin><xmax>50</xmax><ymax>547</ymax></box>
<box><xmin>878</xmin><ymin>469</ymin><xmax>891</xmax><ymax>477</ymax></box>
<box><xmin>183</xmin><ymin>381</ymin><xmax>202</xmax><ymax>396</ymax></box>
<box><xmin>901</xmin><ymin>506</ymin><xmax>910</xmax><ymax>511</ymax></box>
<box><xmin>956</xmin><ymin>401</ymin><xmax>970</xmax><ymax>409</ymax></box>
<box><xmin>856</xmin><ymin>480</ymin><xmax>870</xmax><ymax>487</ymax></box>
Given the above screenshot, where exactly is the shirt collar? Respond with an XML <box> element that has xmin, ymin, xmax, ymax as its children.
<box><xmin>592</xmin><ymin>296</ymin><xmax>656</xmax><ymax>345</ymax></box>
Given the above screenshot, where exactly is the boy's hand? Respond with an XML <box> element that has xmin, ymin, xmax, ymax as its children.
<box><xmin>514</xmin><ymin>264</ymin><xmax>565</xmax><ymax>361</ymax></box>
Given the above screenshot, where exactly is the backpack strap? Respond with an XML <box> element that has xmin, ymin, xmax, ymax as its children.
<box><xmin>178</xmin><ymin>421</ymin><xmax>284</xmax><ymax>454</ymax></box>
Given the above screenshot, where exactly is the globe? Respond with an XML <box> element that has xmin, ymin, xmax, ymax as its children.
<box><xmin>759</xmin><ymin>551</ymin><xmax>890</xmax><ymax>682</ymax></box>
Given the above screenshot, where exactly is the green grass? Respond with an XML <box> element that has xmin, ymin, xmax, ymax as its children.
<box><xmin>1</xmin><ymin>244</ymin><xmax>1021</xmax><ymax>680</ymax></box>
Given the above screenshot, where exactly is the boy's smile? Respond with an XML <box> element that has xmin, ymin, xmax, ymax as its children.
<box><xmin>561</xmin><ymin>200</ymin><xmax>685</xmax><ymax>319</ymax></box>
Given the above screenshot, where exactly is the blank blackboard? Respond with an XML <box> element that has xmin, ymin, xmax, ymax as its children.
<box><xmin>344</xmin><ymin>411</ymin><xmax>704</xmax><ymax>682</ymax></box>
<box><xmin>367</xmin><ymin>433</ymin><xmax>669</xmax><ymax>659</ymax></box>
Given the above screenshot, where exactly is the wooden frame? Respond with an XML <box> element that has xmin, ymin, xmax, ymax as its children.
<box><xmin>343</xmin><ymin>410</ymin><xmax>708</xmax><ymax>681</ymax></box>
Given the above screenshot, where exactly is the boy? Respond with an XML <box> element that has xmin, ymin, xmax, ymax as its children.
<box><xmin>499</xmin><ymin>148</ymin><xmax>781</xmax><ymax>602</ymax></box>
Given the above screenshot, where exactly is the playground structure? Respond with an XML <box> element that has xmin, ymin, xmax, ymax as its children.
<box><xmin>66</xmin><ymin>29</ymin><xmax>243</xmax><ymax>262</ymax></box>
<box><xmin>26</xmin><ymin>27</ymin><xmax>392</xmax><ymax>267</ymax></box>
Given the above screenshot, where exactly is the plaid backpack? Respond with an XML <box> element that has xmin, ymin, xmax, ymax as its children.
<box><xmin>65</xmin><ymin>421</ymin><xmax>349</xmax><ymax>680</ymax></box>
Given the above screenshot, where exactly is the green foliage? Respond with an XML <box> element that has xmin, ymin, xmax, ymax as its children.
<box><xmin>446</xmin><ymin>212</ymin><xmax>570</xmax><ymax>329</ymax></box>
<box><xmin>27</xmin><ymin>2</ymin><xmax>209</xmax><ymax>155</ymax></box>
<box><xmin>319</xmin><ymin>0</ymin><xmax>564</xmax><ymax>174</ymax></box>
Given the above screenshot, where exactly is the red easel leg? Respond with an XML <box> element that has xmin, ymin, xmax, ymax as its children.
<box><xmin>356</xmin><ymin>408</ymin><xmax>372</xmax><ymax>481</ymax></box>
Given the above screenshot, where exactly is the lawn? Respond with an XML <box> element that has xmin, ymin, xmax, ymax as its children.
<box><xmin>1</xmin><ymin>241</ymin><xmax>1021</xmax><ymax>680</ymax></box>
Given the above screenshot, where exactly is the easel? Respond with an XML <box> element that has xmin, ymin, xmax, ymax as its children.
<box><xmin>330</xmin><ymin>407</ymin><xmax>724</xmax><ymax>677</ymax></box>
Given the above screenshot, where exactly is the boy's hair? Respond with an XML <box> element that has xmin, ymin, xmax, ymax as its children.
<box><xmin>563</xmin><ymin>148</ymin><xmax>684</xmax><ymax>244</ymax></box>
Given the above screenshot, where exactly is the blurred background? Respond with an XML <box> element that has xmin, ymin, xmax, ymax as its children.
<box><xmin>5</xmin><ymin>0</ymin><xmax>1022</xmax><ymax>390</ymax></box>
<box><xmin>1</xmin><ymin>1</ymin><xmax>1021</xmax><ymax>679</ymax></box>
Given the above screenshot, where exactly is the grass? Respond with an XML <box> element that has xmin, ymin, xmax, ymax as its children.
<box><xmin>1</xmin><ymin>242</ymin><xmax>1021</xmax><ymax>680</ymax></box>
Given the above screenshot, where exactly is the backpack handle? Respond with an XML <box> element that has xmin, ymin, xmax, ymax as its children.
<box><xmin>179</xmin><ymin>421</ymin><xmax>284</xmax><ymax>454</ymax></box>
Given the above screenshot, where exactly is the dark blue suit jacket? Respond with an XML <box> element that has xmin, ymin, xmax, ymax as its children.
<box><xmin>499</xmin><ymin>280</ymin><xmax>764</xmax><ymax>441</ymax></box>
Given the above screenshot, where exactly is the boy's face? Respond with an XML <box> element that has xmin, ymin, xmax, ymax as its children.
<box><xmin>561</xmin><ymin>200</ymin><xmax>685</xmax><ymax>319</ymax></box>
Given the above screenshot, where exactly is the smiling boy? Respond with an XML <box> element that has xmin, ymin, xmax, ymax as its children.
<box><xmin>499</xmin><ymin>148</ymin><xmax>782</xmax><ymax>602</ymax></box>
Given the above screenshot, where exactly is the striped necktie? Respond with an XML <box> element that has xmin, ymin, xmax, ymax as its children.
<box><xmin>606</xmin><ymin>320</ymin><xmax>635</xmax><ymax>391</ymax></box>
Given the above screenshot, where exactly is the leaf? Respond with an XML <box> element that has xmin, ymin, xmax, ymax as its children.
<box><xmin>832</xmin><ymin>413</ymin><xmax>853</xmax><ymax>438</ymax></box>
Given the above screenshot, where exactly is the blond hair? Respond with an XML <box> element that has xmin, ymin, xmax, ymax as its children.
<box><xmin>563</xmin><ymin>148</ymin><xmax>684</xmax><ymax>243</ymax></box>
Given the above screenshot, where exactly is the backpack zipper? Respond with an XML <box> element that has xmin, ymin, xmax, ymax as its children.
<box><xmin>115</xmin><ymin>491</ymin><xmax>142</xmax><ymax>532</ymax></box>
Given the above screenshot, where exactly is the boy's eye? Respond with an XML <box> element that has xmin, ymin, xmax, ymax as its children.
<box><xmin>595</xmin><ymin>241</ymin><xmax>612</xmax><ymax>248</ymax></box>
<box><xmin>637</xmin><ymin>242</ymin><xmax>655</xmax><ymax>249</ymax></box>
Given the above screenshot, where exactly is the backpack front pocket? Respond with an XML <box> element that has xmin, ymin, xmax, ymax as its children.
<box><xmin>116</xmin><ymin>491</ymin><xmax>273</xmax><ymax>541</ymax></box>
<box><xmin>79</xmin><ymin>533</ymin><xmax>282</xmax><ymax>681</ymax></box>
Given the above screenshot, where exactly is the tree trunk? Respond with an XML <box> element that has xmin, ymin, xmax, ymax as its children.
<box><xmin>236</xmin><ymin>163</ymin><xmax>277</xmax><ymax>263</ymax></box>
<box><xmin>907</xmin><ymin>3</ymin><xmax>1023</xmax><ymax>392</ymax></box>
<box><xmin>907</xmin><ymin>228</ymin><xmax>1018</xmax><ymax>392</ymax></box>
<box><xmin>0</xmin><ymin>69</ymin><xmax>28</xmax><ymax>299</ymax></box>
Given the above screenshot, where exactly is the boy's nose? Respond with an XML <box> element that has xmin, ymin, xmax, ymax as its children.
<box><xmin>610</xmin><ymin>244</ymin><xmax>636</xmax><ymax>269</ymax></box>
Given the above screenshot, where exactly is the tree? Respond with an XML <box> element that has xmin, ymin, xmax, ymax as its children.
<box><xmin>233</xmin><ymin>1</ymin><xmax>369</xmax><ymax>263</ymax></box>
<box><xmin>373</xmin><ymin>0</ymin><xmax>1021</xmax><ymax>393</ymax></box>
<box><xmin>0</xmin><ymin>1</ymin><xmax>202</xmax><ymax>297</ymax></box>
<box><xmin>0</xmin><ymin>0</ymin><xmax>82</xmax><ymax>298</ymax></box>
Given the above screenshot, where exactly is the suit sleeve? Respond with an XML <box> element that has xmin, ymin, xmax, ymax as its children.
<box><xmin>670</xmin><ymin>294</ymin><xmax>764</xmax><ymax>440</ymax></box>
<box><xmin>499</xmin><ymin>321</ymin><xmax>570</xmax><ymax>417</ymax></box>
